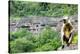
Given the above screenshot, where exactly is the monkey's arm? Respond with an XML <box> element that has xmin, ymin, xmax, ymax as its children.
<box><xmin>61</xmin><ymin>24</ymin><xmax>64</xmax><ymax>45</ymax></box>
<box><xmin>68</xmin><ymin>28</ymin><xmax>74</xmax><ymax>44</ymax></box>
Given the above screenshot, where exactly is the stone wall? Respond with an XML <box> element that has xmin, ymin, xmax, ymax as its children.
<box><xmin>10</xmin><ymin>15</ymin><xmax>78</xmax><ymax>34</ymax></box>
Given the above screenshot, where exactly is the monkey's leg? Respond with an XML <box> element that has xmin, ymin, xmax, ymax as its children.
<box><xmin>62</xmin><ymin>35</ymin><xmax>66</xmax><ymax>49</ymax></box>
<box><xmin>61</xmin><ymin>36</ymin><xmax>64</xmax><ymax>46</ymax></box>
<box><xmin>60</xmin><ymin>34</ymin><xmax>64</xmax><ymax>49</ymax></box>
<box><xmin>67</xmin><ymin>32</ymin><xmax>73</xmax><ymax>46</ymax></box>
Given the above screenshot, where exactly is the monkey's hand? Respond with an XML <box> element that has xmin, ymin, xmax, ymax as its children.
<box><xmin>68</xmin><ymin>32</ymin><xmax>74</xmax><ymax>45</ymax></box>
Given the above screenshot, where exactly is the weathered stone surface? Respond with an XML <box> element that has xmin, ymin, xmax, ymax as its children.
<box><xmin>10</xmin><ymin>15</ymin><xmax>78</xmax><ymax>33</ymax></box>
<box><xmin>58</xmin><ymin>44</ymin><xmax>78</xmax><ymax>50</ymax></box>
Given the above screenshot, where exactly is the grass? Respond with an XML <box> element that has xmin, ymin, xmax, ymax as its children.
<box><xmin>72</xmin><ymin>33</ymin><xmax>78</xmax><ymax>44</ymax></box>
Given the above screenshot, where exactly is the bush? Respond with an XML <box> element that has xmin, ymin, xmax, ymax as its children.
<box><xmin>10</xmin><ymin>38</ymin><xmax>35</xmax><ymax>53</ymax></box>
<box><xmin>72</xmin><ymin>32</ymin><xmax>78</xmax><ymax>44</ymax></box>
<box><xmin>10</xmin><ymin>28</ymin><xmax>32</xmax><ymax>41</ymax></box>
<box><xmin>34</xmin><ymin>26</ymin><xmax>62</xmax><ymax>51</ymax></box>
<box><xmin>10</xmin><ymin>1</ymin><xmax>78</xmax><ymax>17</ymax></box>
<box><xmin>10</xmin><ymin>26</ymin><xmax>62</xmax><ymax>53</ymax></box>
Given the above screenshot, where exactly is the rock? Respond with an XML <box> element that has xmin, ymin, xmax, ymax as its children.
<box><xmin>57</xmin><ymin>44</ymin><xmax>78</xmax><ymax>51</ymax></box>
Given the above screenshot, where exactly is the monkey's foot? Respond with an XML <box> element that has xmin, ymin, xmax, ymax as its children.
<box><xmin>67</xmin><ymin>43</ymin><xmax>70</xmax><ymax>46</ymax></box>
<box><xmin>62</xmin><ymin>45</ymin><xmax>65</xmax><ymax>49</ymax></box>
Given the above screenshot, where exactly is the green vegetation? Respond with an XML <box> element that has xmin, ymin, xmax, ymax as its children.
<box><xmin>72</xmin><ymin>32</ymin><xmax>78</xmax><ymax>44</ymax></box>
<box><xmin>10</xmin><ymin>27</ymin><xmax>62</xmax><ymax>53</ymax></box>
<box><xmin>10</xmin><ymin>28</ymin><xmax>32</xmax><ymax>41</ymax></box>
<box><xmin>9</xmin><ymin>1</ymin><xmax>78</xmax><ymax>17</ymax></box>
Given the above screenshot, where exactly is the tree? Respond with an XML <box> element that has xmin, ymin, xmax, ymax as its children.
<box><xmin>9</xmin><ymin>1</ymin><xmax>78</xmax><ymax>17</ymax></box>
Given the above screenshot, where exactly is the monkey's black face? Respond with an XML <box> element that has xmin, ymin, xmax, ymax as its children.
<box><xmin>63</xmin><ymin>19</ymin><xmax>67</xmax><ymax>24</ymax></box>
<box><xmin>60</xmin><ymin>19</ymin><xmax>68</xmax><ymax>24</ymax></box>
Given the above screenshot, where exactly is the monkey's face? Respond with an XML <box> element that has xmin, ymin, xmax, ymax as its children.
<box><xmin>63</xmin><ymin>19</ymin><xmax>68</xmax><ymax>24</ymax></box>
